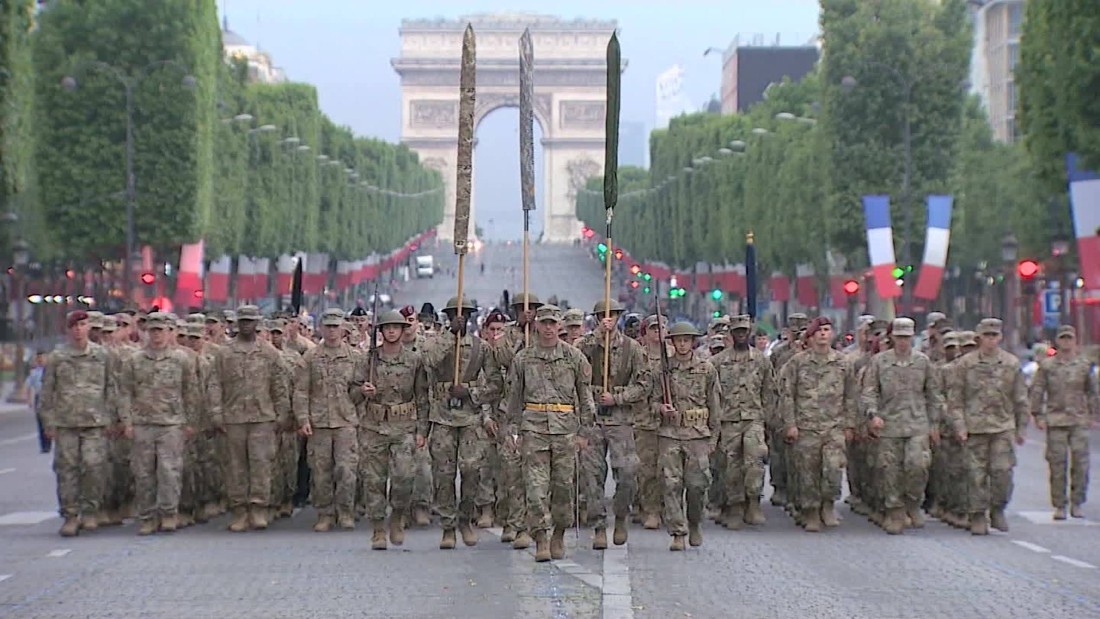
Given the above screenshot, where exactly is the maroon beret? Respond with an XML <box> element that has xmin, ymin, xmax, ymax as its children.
<box><xmin>67</xmin><ymin>310</ymin><xmax>89</xmax><ymax>329</ymax></box>
<box><xmin>484</xmin><ymin>310</ymin><xmax>508</xmax><ymax>326</ymax></box>
<box><xmin>804</xmin><ymin>316</ymin><xmax>833</xmax><ymax>340</ymax></box>
<box><xmin>399</xmin><ymin>304</ymin><xmax>416</xmax><ymax>319</ymax></box>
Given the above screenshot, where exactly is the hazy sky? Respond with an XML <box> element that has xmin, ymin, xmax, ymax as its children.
<box><xmin>218</xmin><ymin>0</ymin><xmax>821</xmax><ymax>239</ymax></box>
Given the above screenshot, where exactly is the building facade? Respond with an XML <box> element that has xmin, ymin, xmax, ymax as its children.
<box><xmin>969</xmin><ymin>0</ymin><xmax>1025</xmax><ymax>143</ymax></box>
<box><xmin>222</xmin><ymin>22</ymin><xmax>287</xmax><ymax>84</ymax></box>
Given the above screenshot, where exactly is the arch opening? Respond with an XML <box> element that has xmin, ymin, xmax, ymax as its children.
<box><xmin>474</xmin><ymin>105</ymin><xmax>547</xmax><ymax>242</ymax></box>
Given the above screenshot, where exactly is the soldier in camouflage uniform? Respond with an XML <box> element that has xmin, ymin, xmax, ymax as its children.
<box><xmin>353</xmin><ymin>310</ymin><xmax>429</xmax><ymax>549</ymax></box>
<box><xmin>845</xmin><ymin>318</ymin><xmax>884</xmax><ymax>519</ymax></box>
<box><xmin>575</xmin><ymin>299</ymin><xmax>647</xmax><ymax>549</ymax></box>
<box><xmin>401</xmin><ymin>305</ymin><xmax>434</xmax><ymax>527</ymax></box>
<box><xmin>948</xmin><ymin>318</ymin><xmax>1027</xmax><ymax>535</ymax></box>
<box><xmin>100</xmin><ymin>315</ymin><xmax>136</xmax><ymax>526</ymax></box>
<box><xmin>209</xmin><ymin>305</ymin><xmax>292</xmax><ymax>532</ymax></box>
<box><xmin>506</xmin><ymin>304</ymin><xmax>595</xmax><ymax>562</ymax></box>
<box><xmin>1029</xmin><ymin>325</ymin><xmax>1098</xmax><ymax>520</ymax></box>
<box><xmin>475</xmin><ymin>310</ymin><xmax>511</xmax><ymax>529</ymax></box>
<box><xmin>294</xmin><ymin>308</ymin><xmax>361</xmax><ymax>532</ymax></box>
<box><xmin>421</xmin><ymin>296</ymin><xmax>503</xmax><ymax>549</ymax></box>
<box><xmin>115</xmin><ymin>313</ymin><xmax>201</xmax><ymax>535</ymax></box>
<box><xmin>561</xmin><ymin>308</ymin><xmax>586</xmax><ymax>345</ymax></box>
<box><xmin>937</xmin><ymin>330</ymin><xmax>976</xmax><ymax>528</ymax></box>
<box><xmin>708</xmin><ymin>315</ymin><xmax>777</xmax><ymax>529</ymax></box>
<box><xmin>861</xmin><ymin>318</ymin><xmax>957</xmax><ymax>534</ymax></box>
<box><xmin>769</xmin><ymin>312</ymin><xmax>809</xmax><ymax>508</ymax></box>
<box><xmin>926</xmin><ymin>330</ymin><xmax>961</xmax><ymax>521</ymax></box>
<box><xmin>649</xmin><ymin>322</ymin><xmax>720</xmax><ymax>550</ymax></box>
<box><xmin>269</xmin><ymin>318</ymin><xmax>303</xmax><ymax>518</ymax></box>
<box><xmin>779</xmin><ymin>316</ymin><xmax>857</xmax><ymax>532</ymax></box>
<box><xmin>40</xmin><ymin>311</ymin><xmax>115</xmax><ymax>537</ymax></box>
<box><xmin>635</xmin><ymin>314</ymin><xmax>670</xmax><ymax>528</ymax></box>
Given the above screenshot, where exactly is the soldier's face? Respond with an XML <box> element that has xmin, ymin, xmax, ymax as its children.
<box><xmin>671</xmin><ymin>335</ymin><xmax>694</xmax><ymax>356</ymax></box>
<box><xmin>944</xmin><ymin>345</ymin><xmax>958</xmax><ymax>361</ymax></box>
<box><xmin>566</xmin><ymin>324</ymin><xmax>584</xmax><ymax>340</ymax></box>
<box><xmin>69</xmin><ymin>319</ymin><xmax>91</xmax><ymax>344</ymax></box>
<box><xmin>148</xmin><ymin>326</ymin><xmax>170</xmax><ymax>347</ymax></box>
<box><xmin>271</xmin><ymin>331</ymin><xmax>285</xmax><ymax>346</ymax></box>
<box><xmin>978</xmin><ymin>332</ymin><xmax>1001</xmax><ymax>352</ymax></box>
<box><xmin>237</xmin><ymin>319</ymin><xmax>257</xmax><ymax>337</ymax></box>
<box><xmin>185</xmin><ymin>335</ymin><xmax>203</xmax><ymax>351</ymax></box>
<box><xmin>382</xmin><ymin>324</ymin><xmax>404</xmax><ymax>343</ymax></box>
<box><xmin>321</xmin><ymin>324</ymin><xmax>343</xmax><ymax>344</ymax></box>
<box><xmin>484</xmin><ymin>321</ymin><xmax>505</xmax><ymax>341</ymax></box>
<box><xmin>731</xmin><ymin>328</ymin><xmax>749</xmax><ymax>348</ymax></box>
<box><xmin>535</xmin><ymin>319</ymin><xmax>559</xmax><ymax>339</ymax></box>
<box><xmin>813</xmin><ymin>325</ymin><xmax>833</xmax><ymax>347</ymax></box>
<box><xmin>893</xmin><ymin>334</ymin><xmax>913</xmax><ymax>353</ymax></box>
<box><xmin>755</xmin><ymin>334</ymin><xmax>769</xmax><ymax>350</ymax></box>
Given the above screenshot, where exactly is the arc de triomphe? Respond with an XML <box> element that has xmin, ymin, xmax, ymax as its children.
<box><xmin>391</xmin><ymin>13</ymin><xmax>623</xmax><ymax>243</ymax></box>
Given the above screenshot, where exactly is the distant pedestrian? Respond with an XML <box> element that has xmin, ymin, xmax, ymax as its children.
<box><xmin>26</xmin><ymin>351</ymin><xmax>49</xmax><ymax>453</ymax></box>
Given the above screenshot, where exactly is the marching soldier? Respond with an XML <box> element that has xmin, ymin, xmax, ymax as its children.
<box><xmin>769</xmin><ymin>312</ymin><xmax>809</xmax><ymax>509</ymax></box>
<box><xmin>635</xmin><ymin>314</ymin><xmax>669</xmax><ymax>529</ymax></box>
<box><xmin>400</xmin><ymin>304</ymin><xmax>434</xmax><ymax>526</ymax></box>
<box><xmin>562</xmin><ymin>308</ymin><xmax>587</xmax><ymax>345</ymax></box>
<box><xmin>708</xmin><ymin>315</ymin><xmax>777</xmax><ymax>529</ymax></box>
<box><xmin>269</xmin><ymin>319</ymin><xmax>303</xmax><ymax>519</ymax></box>
<box><xmin>506</xmin><ymin>304</ymin><xmax>595</xmax><ymax>562</ymax></box>
<box><xmin>209</xmin><ymin>305</ymin><xmax>292</xmax><ymax>532</ymax></box>
<box><xmin>651</xmin><ymin>322</ymin><xmax>720</xmax><ymax>550</ymax></box>
<box><xmin>40</xmin><ymin>311</ymin><xmax>115</xmax><ymax>537</ymax></box>
<box><xmin>295</xmin><ymin>308</ymin><xmax>361</xmax><ymax>532</ymax></box>
<box><xmin>354</xmin><ymin>310</ymin><xmax>429</xmax><ymax>549</ymax></box>
<box><xmin>1029</xmin><ymin>325</ymin><xmax>1098</xmax><ymax>520</ymax></box>
<box><xmin>575</xmin><ymin>299</ymin><xmax>647</xmax><ymax>549</ymax></box>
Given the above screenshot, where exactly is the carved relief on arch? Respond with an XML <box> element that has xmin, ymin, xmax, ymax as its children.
<box><xmin>410</xmin><ymin>100</ymin><xmax>458</xmax><ymax>128</ymax></box>
<box><xmin>565</xmin><ymin>155</ymin><xmax>602</xmax><ymax>201</ymax></box>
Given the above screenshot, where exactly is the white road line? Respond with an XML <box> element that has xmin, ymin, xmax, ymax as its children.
<box><xmin>0</xmin><ymin>511</ymin><xmax>57</xmax><ymax>526</ymax></box>
<box><xmin>0</xmin><ymin>468</ymin><xmax>15</xmax><ymax>475</ymax></box>
<box><xmin>1052</xmin><ymin>555</ymin><xmax>1098</xmax><ymax>569</ymax></box>
<box><xmin>1011</xmin><ymin>540</ymin><xmax>1051</xmax><ymax>554</ymax></box>
<box><xmin>0</xmin><ymin>433</ymin><xmax>36</xmax><ymax>447</ymax></box>
<box><xmin>601</xmin><ymin>544</ymin><xmax>634</xmax><ymax>619</ymax></box>
<box><xmin>0</xmin><ymin>574</ymin><xmax>11</xmax><ymax>584</ymax></box>
<box><xmin>46</xmin><ymin>549</ymin><xmax>71</xmax><ymax>558</ymax></box>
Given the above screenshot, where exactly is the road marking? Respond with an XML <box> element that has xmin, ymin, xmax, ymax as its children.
<box><xmin>1011</xmin><ymin>540</ymin><xmax>1051</xmax><ymax>553</ymax></box>
<box><xmin>1016</xmin><ymin>510</ymin><xmax>1097</xmax><ymax>526</ymax></box>
<box><xmin>0</xmin><ymin>574</ymin><xmax>11</xmax><ymax>584</ymax></box>
<box><xmin>0</xmin><ymin>433</ymin><xmax>36</xmax><ymax>447</ymax></box>
<box><xmin>0</xmin><ymin>511</ymin><xmax>57</xmax><ymax>526</ymax></box>
<box><xmin>601</xmin><ymin>544</ymin><xmax>634</xmax><ymax>619</ymax></box>
<box><xmin>0</xmin><ymin>468</ymin><xmax>15</xmax><ymax>475</ymax></box>
<box><xmin>46</xmin><ymin>549</ymin><xmax>71</xmax><ymax>558</ymax></box>
<box><xmin>1052</xmin><ymin>555</ymin><xmax>1097</xmax><ymax>569</ymax></box>
<box><xmin>554</xmin><ymin>559</ymin><xmax>603</xmax><ymax>590</ymax></box>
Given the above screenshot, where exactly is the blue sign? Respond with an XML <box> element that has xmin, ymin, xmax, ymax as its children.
<box><xmin>1043</xmin><ymin>289</ymin><xmax>1062</xmax><ymax>329</ymax></box>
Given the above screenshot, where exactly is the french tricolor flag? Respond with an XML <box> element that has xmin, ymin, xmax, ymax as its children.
<box><xmin>1068</xmin><ymin>154</ymin><xmax>1100</xmax><ymax>290</ymax></box>
<box><xmin>863</xmin><ymin>195</ymin><xmax>901</xmax><ymax>299</ymax></box>
<box><xmin>913</xmin><ymin>195</ymin><xmax>953</xmax><ymax>300</ymax></box>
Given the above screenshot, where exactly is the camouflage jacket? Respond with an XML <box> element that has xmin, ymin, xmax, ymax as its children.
<box><xmin>648</xmin><ymin>353</ymin><xmax>721</xmax><ymax>441</ymax></box>
<box><xmin>422</xmin><ymin>333</ymin><xmax>503</xmax><ymax>427</ymax></box>
<box><xmin>574</xmin><ymin>330</ymin><xmax>649</xmax><ymax>426</ymax></box>
<box><xmin>779</xmin><ymin>349</ymin><xmax>858</xmax><ymax>433</ymax></box>
<box><xmin>506</xmin><ymin>341</ymin><xmax>596</xmax><ymax>435</ymax></box>
<box><xmin>861</xmin><ymin>349</ymin><xmax>951</xmax><ymax>437</ymax></box>
<box><xmin>493</xmin><ymin>322</ymin><xmax>534</xmax><ymax>369</ymax></box>
<box><xmin>948</xmin><ymin>348</ymin><xmax>1028</xmax><ymax>435</ymax></box>
<box><xmin>40</xmin><ymin>342</ymin><xmax>114</xmax><ymax>429</ymax></box>
<box><xmin>709</xmin><ymin>346</ymin><xmax>777</xmax><ymax>424</ymax></box>
<box><xmin>117</xmin><ymin>346</ymin><xmax>201</xmax><ymax>427</ymax></box>
<box><xmin>209</xmin><ymin>338</ymin><xmax>292</xmax><ymax>426</ymax></box>
<box><xmin>634</xmin><ymin>342</ymin><xmax>673</xmax><ymax>431</ymax></box>
<box><xmin>354</xmin><ymin>346</ymin><xmax>430</xmax><ymax>437</ymax></box>
<box><xmin>293</xmin><ymin>343</ymin><xmax>360</xmax><ymax>429</ymax></box>
<box><xmin>1029</xmin><ymin>353</ymin><xmax>1099</xmax><ymax>427</ymax></box>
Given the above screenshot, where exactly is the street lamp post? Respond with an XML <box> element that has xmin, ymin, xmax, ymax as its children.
<box><xmin>61</xmin><ymin>60</ymin><xmax>196</xmax><ymax>303</ymax></box>
<box><xmin>1002</xmin><ymin>233</ymin><xmax>1019</xmax><ymax>350</ymax></box>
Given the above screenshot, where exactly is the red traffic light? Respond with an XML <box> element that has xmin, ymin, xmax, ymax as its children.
<box><xmin>613</xmin><ymin>248</ymin><xmax>623</xmax><ymax>260</ymax></box>
<box><xmin>842</xmin><ymin>279</ymin><xmax>860</xmax><ymax>295</ymax></box>
<box><xmin>630</xmin><ymin>281</ymin><xmax>639</xmax><ymax>289</ymax></box>
<box><xmin>140</xmin><ymin>272</ymin><xmax>155</xmax><ymax>285</ymax></box>
<box><xmin>193</xmin><ymin>289</ymin><xmax>204</xmax><ymax>300</ymax></box>
<box><xmin>630</xmin><ymin>264</ymin><xmax>641</xmax><ymax>275</ymax></box>
<box><xmin>1017</xmin><ymin>259</ymin><xmax>1040</xmax><ymax>280</ymax></box>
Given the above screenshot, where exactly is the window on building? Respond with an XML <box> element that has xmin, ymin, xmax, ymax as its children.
<box><xmin>1007</xmin><ymin>117</ymin><xmax>1017</xmax><ymax>143</ymax></box>
<box><xmin>1007</xmin><ymin>81</ymin><xmax>1016</xmax><ymax>114</ymax></box>
<box><xmin>1009</xmin><ymin>3</ymin><xmax>1023</xmax><ymax>36</ymax></box>
<box><xmin>1009</xmin><ymin>43</ymin><xmax>1019</xmax><ymax>71</ymax></box>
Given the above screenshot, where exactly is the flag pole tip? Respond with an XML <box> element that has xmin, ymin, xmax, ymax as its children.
<box><xmin>746</xmin><ymin>231</ymin><xmax>755</xmax><ymax>244</ymax></box>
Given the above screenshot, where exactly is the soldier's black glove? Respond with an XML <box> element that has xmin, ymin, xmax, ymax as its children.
<box><xmin>449</xmin><ymin>384</ymin><xmax>470</xmax><ymax>400</ymax></box>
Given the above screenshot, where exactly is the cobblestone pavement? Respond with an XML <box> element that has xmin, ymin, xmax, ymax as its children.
<box><xmin>2</xmin><ymin>244</ymin><xmax>1098</xmax><ymax>618</ymax></box>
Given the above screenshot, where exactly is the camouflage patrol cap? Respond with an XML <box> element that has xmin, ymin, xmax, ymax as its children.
<box><xmin>927</xmin><ymin>311</ymin><xmax>947</xmax><ymax>327</ymax></box>
<box><xmin>376</xmin><ymin>309</ymin><xmax>410</xmax><ymax>328</ymax></box>
<box><xmin>100</xmin><ymin>315</ymin><xmax>117</xmax><ymax>333</ymax></box>
<box><xmin>562</xmin><ymin>308</ymin><xmax>585</xmax><ymax>327</ymax></box>
<box><xmin>204</xmin><ymin>311</ymin><xmax>224</xmax><ymax>323</ymax></box>
<box><xmin>943</xmin><ymin>332</ymin><xmax>960</xmax><ymax>348</ymax></box>
<box><xmin>959</xmin><ymin>330</ymin><xmax>978</xmax><ymax>347</ymax></box>
<box><xmin>510</xmin><ymin>292</ymin><xmax>542</xmax><ymax>308</ymax></box>
<box><xmin>268</xmin><ymin>318</ymin><xmax>286</xmax><ymax>333</ymax></box>
<box><xmin>224</xmin><ymin>310</ymin><xmax>238</xmax><ymax>323</ymax></box>
<box><xmin>891</xmin><ymin>317</ymin><xmax>916</xmax><ymax>337</ymax></box>
<box><xmin>175</xmin><ymin>319</ymin><xmax>189</xmax><ymax>331</ymax></box>
<box><xmin>730</xmin><ymin>314</ymin><xmax>751</xmax><ymax>331</ymax></box>
<box><xmin>185</xmin><ymin>323</ymin><xmax>204</xmax><ymax>338</ymax></box>
<box><xmin>1057</xmin><ymin>325</ymin><xmax>1077</xmax><ymax>339</ymax></box>
<box><xmin>321</xmin><ymin>308</ymin><xmax>345</xmax><ymax>327</ymax></box>
<box><xmin>666</xmin><ymin>321</ymin><xmax>702</xmax><ymax>338</ymax></box>
<box><xmin>870</xmin><ymin>319</ymin><xmax>890</xmax><ymax>337</ymax></box>
<box><xmin>592</xmin><ymin>299</ymin><xmax>625</xmax><ymax>314</ymax></box>
<box><xmin>144</xmin><ymin>312</ymin><xmax>172</xmax><ymax>330</ymax></box>
<box><xmin>787</xmin><ymin>313</ymin><xmax>809</xmax><ymax>328</ymax></box>
<box><xmin>87</xmin><ymin>311</ymin><xmax>105</xmax><ymax>329</ymax></box>
<box><xmin>708</xmin><ymin>315</ymin><xmax>731</xmax><ymax>332</ymax></box>
<box><xmin>977</xmin><ymin>318</ymin><xmax>1002</xmax><ymax>335</ymax></box>
<box><xmin>708</xmin><ymin>334</ymin><xmax>727</xmax><ymax>350</ymax></box>
<box><xmin>186</xmin><ymin>313</ymin><xmax>206</xmax><ymax>324</ymax></box>
<box><xmin>235</xmin><ymin>306</ymin><xmax>260</xmax><ymax>321</ymax></box>
<box><xmin>535</xmin><ymin>304</ymin><xmax>563</xmax><ymax>323</ymax></box>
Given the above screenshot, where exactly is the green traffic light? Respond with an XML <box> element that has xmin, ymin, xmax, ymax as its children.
<box><xmin>906</xmin><ymin>264</ymin><xmax>913</xmax><ymax>272</ymax></box>
<box><xmin>643</xmin><ymin>286</ymin><xmax>651</xmax><ymax>294</ymax></box>
<box><xmin>891</xmin><ymin>267</ymin><xmax>904</xmax><ymax>278</ymax></box>
<box><xmin>710</xmin><ymin>289</ymin><xmax>723</xmax><ymax>300</ymax></box>
<box><xmin>712</xmin><ymin>311</ymin><xmax>721</xmax><ymax>318</ymax></box>
<box><xmin>643</xmin><ymin>273</ymin><xmax>652</xmax><ymax>281</ymax></box>
<box><xmin>597</xmin><ymin>243</ymin><xmax>607</xmax><ymax>253</ymax></box>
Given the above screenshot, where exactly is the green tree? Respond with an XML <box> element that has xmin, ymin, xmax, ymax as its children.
<box><xmin>0</xmin><ymin>0</ymin><xmax>39</xmax><ymax>257</ymax></box>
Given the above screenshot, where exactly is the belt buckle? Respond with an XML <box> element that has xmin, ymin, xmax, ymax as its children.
<box><xmin>597</xmin><ymin>405</ymin><xmax>612</xmax><ymax>417</ymax></box>
<box><xmin>448</xmin><ymin>398</ymin><xmax>464</xmax><ymax>410</ymax></box>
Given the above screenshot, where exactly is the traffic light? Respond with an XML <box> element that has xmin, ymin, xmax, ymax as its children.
<box><xmin>630</xmin><ymin>264</ymin><xmax>641</xmax><ymax>275</ymax></box>
<box><xmin>642</xmin><ymin>273</ymin><xmax>652</xmax><ymax>281</ymax></box>
<box><xmin>843</xmin><ymin>279</ymin><xmax>860</xmax><ymax>295</ymax></box>
<box><xmin>613</xmin><ymin>248</ymin><xmax>623</xmax><ymax>260</ymax></box>
<box><xmin>643</xmin><ymin>286</ymin><xmax>651</xmax><ymax>294</ymax></box>
<box><xmin>1017</xmin><ymin>259</ymin><xmax>1040</xmax><ymax>280</ymax></box>
<box><xmin>712</xmin><ymin>311</ymin><xmax>721</xmax><ymax>318</ymax></box>
<box><xmin>193</xmin><ymin>289</ymin><xmax>204</xmax><ymax>301</ymax></box>
<box><xmin>630</xmin><ymin>281</ymin><xmax>639</xmax><ymax>289</ymax></box>
<box><xmin>140</xmin><ymin>272</ymin><xmax>155</xmax><ymax>286</ymax></box>
<box><xmin>710</xmin><ymin>289</ymin><xmax>723</xmax><ymax>300</ymax></box>
<box><xmin>668</xmin><ymin>287</ymin><xmax>686</xmax><ymax>299</ymax></box>
<box><xmin>596</xmin><ymin>242</ymin><xmax>607</xmax><ymax>253</ymax></box>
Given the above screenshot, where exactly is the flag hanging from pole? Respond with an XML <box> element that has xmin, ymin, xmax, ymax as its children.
<box><xmin>862</xmin><ymin>195</ymin><xmax>901</xmax><ymax>299</ymax></box>
<box><xmin>913</xmin><ymin>195</ymin><xmax>953</xmax><ymax>300</ymax></box>
<box><xmin>1067</xmin><ymin>153</ymin><xmax>1100</xmax><ymax>290</ymax></box>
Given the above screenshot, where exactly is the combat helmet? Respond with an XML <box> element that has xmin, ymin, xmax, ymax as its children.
<box><xmin>592</xmin><ymin>298</ymin><xmax>625</xmax><ymax>314</ymax></box>
<box><xmin>376</xmin><ymin>309</ymin><xmax>410</xmax><ymax>328</ymax></box>
<box><xmin>510</xmin><ymin>292</ymin><xmax>542</xmax><ymax>308</ymax></box>
<box><xmin>443</xmin><ymin>296</ymin><xmax>477</xmax><ymax>312</ymax></box>
<box><xmin>665</xmin><ymin>321</ymin><xmax>703</xmax><ymax>338</ymax></box>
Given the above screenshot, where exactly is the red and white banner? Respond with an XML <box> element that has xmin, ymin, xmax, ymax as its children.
<box><xmin>795</xmin><ymin>263</ymin><xmax>818</xmax><ymax>308</ymax></box>
<box><xmin>304</xmin><ymin>253</ymin><xmax>328</xmax><ymax>294</ymax></box>
<box><xmin>174</xmin><ymin>240</ymin><xmax>204</xmax><ymax>309</ymax></box>
<box><xmin>236</xmin><ymin>255</ymin><xmax>255</xmax><ymax>302</ymax></box>
<box><xmin>206</xmin><ymin>255</ymin><xmax>232</xmax><ymax>303</ymax></box>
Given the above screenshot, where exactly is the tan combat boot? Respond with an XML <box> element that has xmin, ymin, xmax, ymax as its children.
<box><xmin>228</xmin><ymin>509</ymin><xmax>249</xmax><ymax>532</ymax></box>
<box><xmin>337</xmin><ymin>511</ymin><xmax>356</xmax><ymax>531</ymax></box>
<box><xmin>278</xmin><ymin>501</ymin><xmax>294</xmax><ymax>518</ymax></box>
<box><xmin>669</xmin><ymin>534</ymin><xmax>685</xmax><ymax>551</ymax></box>
<box><xmin>802</xmin><ymin>508</ymin><xmax>823</xmax><ymax>533</ymax></box>
<box><xmin>500</xmin><ymin>526</ymin><xmax>516</xmax><ymax>543</ymax></box>
<box><xmin>101</xmin><ymin>509</ymin><xmax>120</xmax><ymax>526</ymax></box>
<box><xmin>160</xmin><ymin>514</ymin><xmax>179</xmax><ymax>532</ymax></box>
<box><xmin>1070</xmin><ymin>504</ymin><xmax>1084</xmax><ymax>519</ymax></box>
<box><xmin>989</xmin><ymin>509</ymin><xmax>1009</xmax><ymax>532</ymax></box>
<box><xmin>906</xmin><ymin>504</ymin><xmax>925</xmax><ymax>529</ymax></box>
<box><xmin>193</xmin><ymin>506</ymin><xmax>208</xmax><ymax>524</ymax></box>
<box><xmin>533</xmin><ymin>531</ymin><xmax>551</xmax><ymax>562</ymax></box>
<box><xmin>969</xmin><ymin>512</ymin><xmax>989</xmax><ymax>536</ymax></box>
<box><xmin>440</xmin><ymin>528</ymin><xmax>457</xmax><ymax>550</ymax></box>
<box><xmin>613</xmin><ymin>516</ymin><xmax>628</xmax><ymax>545</ymax></box>
<box><xmin>371</xmin><ymin>521</ymin><xmax>387</xmax><ymax>550</ymax></box>
<box><xmin>642</xmin><ymin>513</ymin><xmax>661</xmax><ymax>530</ymax></box>
<box><xmin>202</xmin><ymin>503</ymin><xmax>221</xmax><ymax>522</ymax></box>
<box><xmin>688</xmin><ymin>523</ymin><xmax>703</xmax><ymax>547</ymax></box>
<box><xmin>389</xmin><ymin>514</ymin><xmax>405</xmax><ymax>546</ymax></box>
<box><xmin>178</xmin><ymin>512</ymin><xmax>194</xmax><ymax>528</ymax></box>
<box><xmin>820</xmin><ymin>501</ymin><xmax>840</xmax><ymax>527</ymax></box>
<box><xmin>592</xmin><ymin>528</ymin><xmax>608</xmax><ymax>550</ymax></box>
<box><xmin>512</xmin><ymin>530</ymin><xmax>531</xmax><ymax>550</ymax></box>
<box><xmin>80</xmin><ymin>513</ymin><xmax>99</xmax><ymax>531</ymax></box>
<box><xmin>550</xmin><ymin>527</ymin><xmax>566</xmax><ymax>560</ymax></box>
<box><xmin>1053</xmin><ymin>506</ymin><xmax>1067</xmax><ymax>520</ymax></box>
<box><xmin>413</xmin><ymin>507</ymin><xmax>431</xmax><ymax>527</ymax></box>
<box><xmin>137</xmin><ymin>519</ymin><xmax>158</xmax><ymax>536</ymax></box>
<box><xmin>744</xmin><ymin>499</ymin><xmax>766</xmax><ymax>526</ymax></box>
<box><xmin>459</xmin><ymin>521</ymin><xmax>479</xmax><ymax>546</ymax></box>
<box><xmin>724</xmin><ymin>504</ymin><xmax>745</xmax><ymax>530</ymax></box>
<box><xmin>59</xmin><ymin>516</ymin><xmax>80</xmax><ymax>537</ymax></box>
<box><xmin>476</xmin><ymin>505</ymin><xmax>494</xmax><ymax>528</ymax></box>
<box><xmin>883</xmin><ymin>508</ymin><xmax>905</xmax><ymax>535</ymax></box>
<box><xmin>313</xmin><ymin>515</ymin><xmax>333</xmax><ymax>532</ymax></box>
<box><xmin>248</xmin><ymin>506</ymin><xmax>268</xmax><ymax>530</ymax></box>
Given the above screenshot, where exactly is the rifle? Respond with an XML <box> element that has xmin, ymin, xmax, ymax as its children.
<box><xmin>652</xmin><ymin>280</ymin><xmax>672</xmax><ymax>407</ymax></box>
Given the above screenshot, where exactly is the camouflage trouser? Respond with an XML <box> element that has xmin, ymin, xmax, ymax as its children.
<box><xmin>278</xmin><ymin>432</ymin><xmax>300</xmax><ymax>507</ymax></box>
<box><xmin>966</xmin><ymin>430</ymin><xmax>1015</xmax><ymax>514</ymax></box>
<box><xmin>875</xmin><ymin>435</ymin><xmax>931</xmax><ymax>510</ymax></box>
<box><xmin>191</xmin><ymin>434</ymin><xmax>219</xmax><ymax>507</ymax></box>
<box><xmin>307</xmin><ymin>426</ymin><xmax>358</xmax><ymax>517</ymax></box>
<box><xmin>477</xmin><ymin>433</ymin><xmax>499</xmax><ymax>509</ymax></box>
<box><xmin>1046</xmin><ymin>425</ymin><xmax>1090</xmax><ymax>508</ymax></box>
<box><xmin>179</xmin><ymin>434</ymin><xmax>200</xmax><ymax>515</ymax></box>
<box><xmin>720</xmin><ymin>420</ymin><xmax>768</xmax><ymax>505</ymax></box>
<box><xmin>791</xmin><ymin>428</ymin><xmax>846</xmax><ymax>511</ymax></box>
<box><xmin>498</xmin><ymin>433</ymin><xmax>526</xmax><ymax>531</ymax></box>
<box><xmin>53</xmin><ymin>427</ymin><xmax>109</xmax><ymax>518</ymax></box>
<box><xmin>581</xmin><ymin>424</ymin><xmax>638</xmax><ymax>529</ymax></box>
<box><xmin>360</xmin><ymin>428</ymin><xmax>416</xmax><ymax>521</ymax></box>
<box><xmin>131</xmin><ymin>425</ymin><xmax>186</xmax><ymax>521</ymax></box>
<box><xmin>225</xmin><ymin>422</ymin><xmax>277</xmax><ymax>510</ymax></box>
<box><xmin>411</xmin><ymin>444</ymin><xmax>433</xmax><ymax>512</ymax></box>
<box><xmin>634</xmin><ymin>428</ymin><xmax>661</xmax><ymax>518</ymax></box>
<box><xmin>769</xmin><ymin>425</ymin><xmax>788</xmax><ymax>493</ymax></box>
<box><xmin>659</xmin><ymin>436</ymin><xmax>711</xmax><ymax>536</ymax></box>
<box><xmin>846</xmin><ymin>437</ymin><xmax>864</xmax><ymax>502</ymax></box>
<box><xmin>708</xmin><ymin>447</ymin><xmax>726</xmax><ymax>510</ymax></box>
<box><xmin>429</xmin><ymin>423</ymin><xmax>486</xmax><ymax>528</ymax></box>
<box><xmin>104</xmin><ymin>435</ymin><xmax>133</xmax><ymax>513</ymax></box>
<box><xmin>522</xmin><ymin>431</ymin><xmax>576</xmax><ymax>535</ymax></box>
<box><xmin>938</xmin><ymin>437</ymin><xmax>968</xmax><ymax>515</ymax></box>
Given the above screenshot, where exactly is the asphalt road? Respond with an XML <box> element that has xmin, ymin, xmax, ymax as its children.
<box><xmin>2</xmin><ymin>244</ymin><xmax>1099</xmax><ymax>618</ymax></box>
